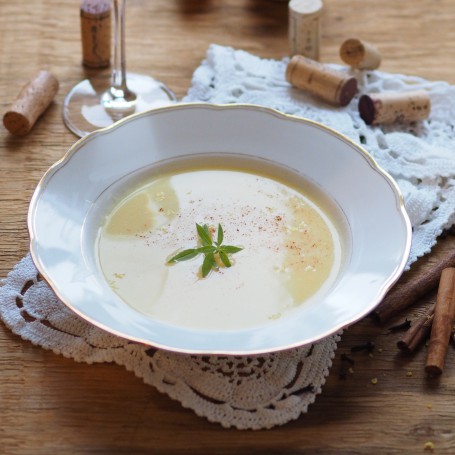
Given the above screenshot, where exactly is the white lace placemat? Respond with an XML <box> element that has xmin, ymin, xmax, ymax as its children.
<box><xmin>2</xmin><ymin>44</ymin><xmax>455</xmax><ymax>430</ymax></box>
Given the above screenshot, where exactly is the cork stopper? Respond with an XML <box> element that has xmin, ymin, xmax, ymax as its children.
<box><xmin>286</xmin><ymin>55</ymin><xmax>358</xmax><ymax>106</ymax></box>
<box><xmin>288</xmin><ymin>0</ymin><xmax>323</xmax><ymax>60</ymax></box>
<box><xmin>358</xmin><ymin>90</ymin><xmax>431</xmax><ymax>125</ymax></box>
<box><xmin>3</xmin><ymin>70</ymin><xmax>59</xmax><ymax>136</ymax></box>
<box><xmin>80</xmin><ymin>0</ymin><xmax>111</xmax><ymax>68</ymax></box>
<box><xmin>340</xmin><ymin>38</ymin><xmax>381</xmax><ymax>70</ymax></box>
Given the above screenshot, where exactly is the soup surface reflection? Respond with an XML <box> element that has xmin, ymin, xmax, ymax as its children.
<box><xmin>98</xmin><ymin>165</ymin><xmax>343</xmax><ymax>330</ymax></box>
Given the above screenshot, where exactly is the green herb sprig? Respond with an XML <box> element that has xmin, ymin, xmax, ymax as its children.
<box><xmin>167</xmin><ymin>223</ymin><xmax>243</xmax><ymax>277</ymax></box>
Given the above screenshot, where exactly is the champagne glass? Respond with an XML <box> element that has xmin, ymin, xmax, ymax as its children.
<box><xmin>63</xmin><ymin>0</ymin><xmax>176</xmax><ymax>137</ymax></box>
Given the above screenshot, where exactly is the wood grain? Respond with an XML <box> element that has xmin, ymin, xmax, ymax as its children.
<box><xmin>1</xmin><ymin>0</ymin><xmax>455</xmax><ymax>453</ymax></box>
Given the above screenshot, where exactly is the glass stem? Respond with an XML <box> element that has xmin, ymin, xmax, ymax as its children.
<box><xmin>109</xmin><ymin>0</ymin><xmax>135</xmax><ymax>102</ymax></box>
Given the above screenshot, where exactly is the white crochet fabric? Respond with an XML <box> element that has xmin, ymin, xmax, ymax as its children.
<box><xmin>1</xmin><ymin>254</ymin><xmax>340</xmax><ymax>430</ymax></box>
<box><xmin>1</xmin><ymin>44</ymin><xmax>455</xmax><ymax>430</ymax></box>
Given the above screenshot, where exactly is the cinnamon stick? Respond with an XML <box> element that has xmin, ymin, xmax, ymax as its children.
<box><xmin>397</xmin><ymin>304</ymin><xmax>435</xmax><ymax>354</ymax></box>
<box><xmin>425</xmin><ymin>268</ymin><xmax>455</xmax><ymax>376</ymax></box>
<box><xmin>373</xmin><ymin>249</ymin><xmax>455</xmax><ymax>323</ymax></box>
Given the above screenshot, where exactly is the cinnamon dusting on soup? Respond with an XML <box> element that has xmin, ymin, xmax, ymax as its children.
<box><xmin>97</xmin><ymin>163</ymin><xmax>344</xmax><ymax>330</ymax></box>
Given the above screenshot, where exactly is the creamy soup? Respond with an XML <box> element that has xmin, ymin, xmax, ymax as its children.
<box><xmin>97</xmin><ymin>159</ymin><xmax>344</xmax><ymax>330</ymax></box>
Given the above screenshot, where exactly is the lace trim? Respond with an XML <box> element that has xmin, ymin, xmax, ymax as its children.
<box><xmin>0</xmin><ymin>254</ymin><xmax>339</xmax><ymax>430</ymax></box>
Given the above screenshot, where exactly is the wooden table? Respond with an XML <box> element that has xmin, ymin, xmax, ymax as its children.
<box><xmin>1</xmin><ymin>1</ymin><xmax>455</xmax><ymax>453</ymax></box>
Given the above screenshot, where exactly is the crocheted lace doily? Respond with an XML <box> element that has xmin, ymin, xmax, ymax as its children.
<box><xmin>2</xmin><ymin>44</ymin><xmax>455</xmax><ymax>430</ymax></box>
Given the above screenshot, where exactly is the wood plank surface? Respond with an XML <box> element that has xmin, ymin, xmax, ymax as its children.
<box><xmin>1</xmin><ymin>0</ymin><xmax>455</xmax><ymax>453</ymax></box>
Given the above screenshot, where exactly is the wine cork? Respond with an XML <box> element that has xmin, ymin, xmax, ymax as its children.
<box><xmin>339</xmin><ymin>38</ymin><xmax>381</xmax><ymax>70</ymax></box>
<box><xmin>3</xmin><ymin>71</ymin><xmax>59</xmax><ymax>136</ymax></box>
<box><xmin>286</xmin><ymin>55</ymin><xmax>358</xmax><ymax>106</ymax></box>
<box><xmin>288</xmin><ymin>0</ymin><xmax>323</xmax><ymax>60</ymax></box>
<box><xmin>358</xmin><ymin>90</ymin><xmax>431</xmax><ymax>125</ymax></box>
<box><xmin>80</xmin><ymin>0</ymin><xmax>111</xmax><ymax>68</ymax></box>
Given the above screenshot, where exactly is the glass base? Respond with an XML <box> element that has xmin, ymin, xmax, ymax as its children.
<box><xmin>63</xmin><ymin>73</ymin><xmax>177</xmax><ymax>137</ymax></box>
